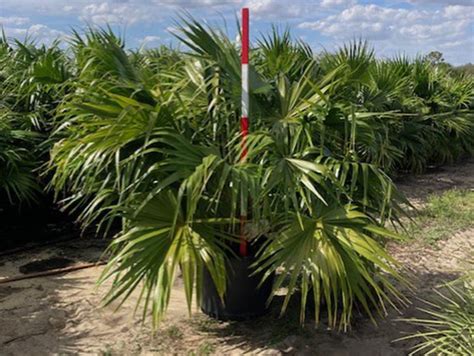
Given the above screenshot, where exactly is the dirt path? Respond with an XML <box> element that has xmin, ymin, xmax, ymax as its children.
<box><xmin>1</xmin><ymin>160</ymin><xmax>473</xmax><ymax>355</ymax></box>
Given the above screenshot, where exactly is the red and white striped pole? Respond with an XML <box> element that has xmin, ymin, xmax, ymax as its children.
<box><xmin>239</xmin><ymin>7</ymin><xmax>249</xmax><ymax>257</ymax></box>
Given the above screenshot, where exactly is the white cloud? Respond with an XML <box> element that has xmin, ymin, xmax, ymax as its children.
<box><xmin>320</xmin><ymin>0</ymin><xmax>356</xmax><ymax>8</ymax></box>
<box><xmin>0</xmin><ymin>0</ymin><xmax>243</xmax><ymax>15</ymax></box>
<box><xmin>245</xmin><ymin>0</ymin><xmax>357</xmax><ymax>16</ymax></box>
<box><xmin>299</xmin><ymin>4</ymin><xmax>471</xmax><ymax>43</ymax></box>
<box><xmin>154</xmin><ymin>0</ymin><xmax>242</xmax><ymax>5</ymax></box>
<box><xmin>80</xmin><ymin>2</ymin><xmax>154</xmax><ymax>25</ymax></box>
<box><xmin>0</xmin><ymin>0</ymin><xmax>75</xmax><ymax>15</ymax></box>
<box><xmin>438</xmin><ymin>38</ymin><xmax>471</xmax><ymax>49</ymax></box>
<box><xmin>299</xmin><ymin>4</ymin><xmax>473</xmax><ymax>64</ymax></box>
<box><xmin>4</xmin><ymin>24</ymin><xmax>66</xmax><ymax>45</ymax></box>
<box><xmin>0</xmin><ymin>0</ymin><xmax>472</xmax><ymax>64</ymax></box>
<box><xmin>245</xmin><ymin>0</ymin><xmax>317</xmax><ymax>18</ymax></box>
<box><xmin>29</xmin><ymin>24</ymin><xmax>66</xmax><ymax>40</ymax></box>
<box><xmin>443</xmin><ymin>5</ymin><xmax>474</xmax><ymax>19</ymax></box>
<box><xmin>0</xmin><ymin>16</ymin><xmax>30</xmax><ymax>26</ymax></box>
<box><xmin>140</xmin><ymin>35</ymin><xmax>161</xmax><ymax>46</ymax></box>
<box><xmin>408</xmin><ymin>0</ymin><xmax>473</xmax><ymax>5</ymax></box>
<box><xmin>63</xmin><ymin>5</ymin><xmax>75</xmax><ymax>12</ymax></box>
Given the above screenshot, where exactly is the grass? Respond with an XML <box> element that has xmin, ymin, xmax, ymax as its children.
<box><xmin>165</xmin><ymin>325</ymin><xmax>184</xmax><ymax>340</ymax></box>
<box><xmin>407</xmin><ymin>189</ymin><xmax>474</xmax><ymax>245</ymax></box>
<box><xmin>180</xmin><ymin>329</ymin><xmax>216</xmax><ymax>356</ymax></box>
<box><xmin>194</xmin><ymin>342</ymin><xmax>216</xmax><ymax>356</ymax></box>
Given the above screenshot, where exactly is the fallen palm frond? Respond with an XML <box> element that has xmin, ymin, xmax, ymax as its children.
<box><xmin>397</xmin><ymin>272</ymin><xmax>474</xmax><ymax>355</ymax></box>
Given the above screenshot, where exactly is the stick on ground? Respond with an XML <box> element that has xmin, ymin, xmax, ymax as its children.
<box><xmin>0</xmin><ymin>261</ymin><xmax>107</xmax><ymax>284</ymax></box>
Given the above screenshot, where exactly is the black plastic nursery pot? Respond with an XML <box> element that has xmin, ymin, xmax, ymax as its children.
<box><xmin>201</xmin><ymin>256</ymin><xmax>274</xmax><ymax>321</ymax></box>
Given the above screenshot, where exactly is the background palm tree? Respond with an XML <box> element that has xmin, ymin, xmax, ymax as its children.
<box><xmin>0</xmin><ymin>33</ymin><xmax>71</xmax><ymax>203</ymax></box>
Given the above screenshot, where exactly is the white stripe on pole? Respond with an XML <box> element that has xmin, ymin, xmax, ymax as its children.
<box><xmin>241</xmin><ymin>63</ymin><xmax>249</xmax><ymax>118</ymax></box>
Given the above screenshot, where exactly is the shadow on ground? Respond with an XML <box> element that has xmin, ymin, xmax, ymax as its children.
<box><xmin>0</xmin><ymin>159</ymin><xmax>473</xmax><ymax>355</ymax></box>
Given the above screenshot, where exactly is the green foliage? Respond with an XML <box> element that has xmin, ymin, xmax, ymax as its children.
<box><xmin>45</xmin><ymin>25</ymin><xmax>413</xmax><ymax>330</ymax></box>
<box><xmin>188</xmin><ymin>341</ymin><xmax>216</xmax><ymax>356</ymax></box>
<box><xmin>256</xmin><ymin>205</ymin><xmax>407</xmax><ymax>329</ymax></box>
<box><xmin>0</xmin><ymin>35</ymin><xmax>71</xmax><ymax>203</ymax></box>
<box><xmin>0</xmin><ymin>116</ymin><xmax>40</xmax><ymax>203</ymax></box>
<box><xmin>398</xmin><ymin>273</ymin><xmax>474</xmax><ymax>355</ymax></box>
<box><xmin>1</xmin><ymin>22</ymin><xmax>473</xmax><ymax>331</ymax></box>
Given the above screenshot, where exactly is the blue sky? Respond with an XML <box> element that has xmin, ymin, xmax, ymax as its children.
<box><xmin>1</xmin><ymin>0</ymin><xmax>473</xmax><ymax>65</ymax></box>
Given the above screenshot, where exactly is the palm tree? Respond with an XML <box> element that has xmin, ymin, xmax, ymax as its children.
<box><xmin>0</xmin><ymin>22</ymin><xmax>471</xmax><ymax>331</ymax></box>
<box><xmin>0</xmin><ymin>33</ymin><xmax>70</xmax><ymax>203</ymax></box>
<box><xmin>2</xmin><ymin>17</ymin><xmax>470</xmax><ymax>330</ymax></box>
<box><xmin>398</xmin><ymin>273</ymin><xmax>474</xmax><ymax>355</ymax></box>
<box><xmin>48</xmin><ymin>23</ymin><xmax>411</xmax><ymax>330</ymax></box>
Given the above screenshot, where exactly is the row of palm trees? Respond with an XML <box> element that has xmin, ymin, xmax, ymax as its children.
<box><xmin>1</xmin><ymin>21</ymin><xmax>473</xmax><ymax>329</ymax></box>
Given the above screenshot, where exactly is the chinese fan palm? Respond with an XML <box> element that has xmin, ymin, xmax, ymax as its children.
<box><xmin>49</xmin><ymin>23</ymin><xmax>411</xmax><ymax>330</ymax></box>
<box><xmin>0</xmin><ymin>35</ymin><xmax>71</xmax><ymax>203</ymax></box>
<box><xmin>0</xmin><ymin>116</ymin><xmax>40</xmax><ymax>203</ymax></box>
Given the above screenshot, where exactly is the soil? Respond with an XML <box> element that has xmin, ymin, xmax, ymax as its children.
<box><xmin>395</xmin><ymin>159</ymin><xmax>474</xmax><ymax>208</ymax></box>
<box><xmin>0</xmin><ymin>160</ymin><xmax>473</xmax><ymax>355</ymax></box>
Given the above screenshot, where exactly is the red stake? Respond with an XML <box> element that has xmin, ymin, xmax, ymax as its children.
<box><xmin>239</xmin><ymin>8</ymin><xmax>249</xmax><ymax>257</ymax></box>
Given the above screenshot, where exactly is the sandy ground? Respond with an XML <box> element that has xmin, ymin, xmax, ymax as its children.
<box><xmin>1</xmin><ymin>160</ymin><xmax>473</xmax><ymax>355</ymax></box>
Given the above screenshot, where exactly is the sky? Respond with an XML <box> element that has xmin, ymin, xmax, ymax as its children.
<box><xmin>1</xmin><ymin>0</ymin><xmax>473</xmax><ymax>65</ymax></box>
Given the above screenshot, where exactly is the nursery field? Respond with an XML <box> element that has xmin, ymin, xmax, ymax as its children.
<box><xmin>1</xmin><ymin>160</ymin><xmax>473</xmax><ymax>355</ymax></box>
<box><xmin>1</xmin><ymin>18</ymin><xmax>474</xmax><ymax>356</ymax></box>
